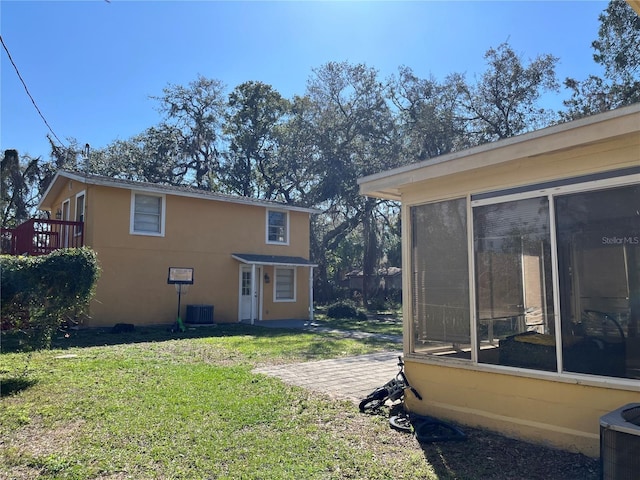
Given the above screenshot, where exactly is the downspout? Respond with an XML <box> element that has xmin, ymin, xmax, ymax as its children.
<box><xmin>251</xmin><ymin>263</ymin><xmax>256</xmax><ymax>325</ymax></box>
<box><xmin>309</xmin><ymin>266</ymin><xmax>314</xmax><ymax>322</ymax></box>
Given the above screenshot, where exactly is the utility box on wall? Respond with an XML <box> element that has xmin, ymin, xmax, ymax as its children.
<box><xmin>185</xmin><ymin>304</ymin><xmax>214</xmax><ymax>324</ymax></box>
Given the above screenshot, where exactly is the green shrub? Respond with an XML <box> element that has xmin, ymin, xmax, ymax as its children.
<box><xmin>1</xmin><ymin>248</ymin><xmax>101</xmax><ymax>349</ymax></box>
<box><xmin>326</xmin><ymin>301</ymin><xmax>368</xmax><ymax>320</ymax></box>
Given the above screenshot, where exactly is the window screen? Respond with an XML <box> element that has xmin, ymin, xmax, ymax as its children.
<box><xmin>411</xmin><ymin>198</ymin><xmax>471</xmax><ymax>357</ymax></box>
<box><xmin>474</xmin><ymin>196</ymin><xmax>556</xmax><ymax>371</ymax></box>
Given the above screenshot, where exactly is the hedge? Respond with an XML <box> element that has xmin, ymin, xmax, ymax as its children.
<box><xmin>1</xmin><ymin>247</ymin><xmax>101</xmax><ymax>349</ymax></box>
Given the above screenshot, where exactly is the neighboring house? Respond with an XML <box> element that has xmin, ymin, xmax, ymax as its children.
<box><xmin>344</xmin><ymin>267</ymin><xmax>402</xmax><ymax>292</ymax></box>
<box><xmin>358</xmin><ymin>104</ymin><xmax>640</xmax><ymax>456</ymax></box>
<box><xmin>25</xmin><ymin>170</ymin><xmax>318</xmax><ymax>327</ymax></box>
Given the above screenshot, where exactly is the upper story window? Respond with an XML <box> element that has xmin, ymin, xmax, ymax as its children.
<box><xmin>130</xmin><ymin>192</ymin><xmax>165</xmax><ymax>236</ymax></box>
<box><xmin>267</xmin><ymin>209</ymin><xmax>289</xmax><ymax>244</ymax></box>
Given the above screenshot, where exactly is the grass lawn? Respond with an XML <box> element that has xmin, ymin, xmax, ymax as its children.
<box><xmin>0</xmin><ymin>324</ymin><xmax>417</xmax><ymax>480</ymax></box>
<box><xmin>314</xmin><ymin>313</ymin><xmax>403</xmax><ymax>337</ymax></box>
<box><xmin>1</xmin><ymin>324</ymin><xmax>599</xmax><ymax>479</ymax></box>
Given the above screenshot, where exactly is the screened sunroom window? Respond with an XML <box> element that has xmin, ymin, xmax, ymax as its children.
<box><xmin>411</xmin><ymin>198</ymin><xmax>471</xmax><ymax>358</ymax></box>
<box><xmin>408</xmin><ymin>171</ymin><xmax>639</xmax><ymax>380</ymax></box>
<box><xmin>474</xmin><ymin>197</ymin><xmax>556</xmax><ymax>371</ymax></box>
<box><xmin>555</xmin><ymin>184</ymin><xmax>639</xmax><ymax>379</ymax></box>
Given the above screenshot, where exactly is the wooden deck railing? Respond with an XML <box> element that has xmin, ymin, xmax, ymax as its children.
<box><xmin>1</xmin><ymin>219</ymin><xmax>84</xmax><ymax>256</ymax></box>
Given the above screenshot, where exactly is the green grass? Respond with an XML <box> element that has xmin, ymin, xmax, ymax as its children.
<box><xmin>314</xmin><ymin>314</ymin><xmax>403</xmax><ymax>337</ymax></box>
<box><xmin>1</xmin><ymin>324</ymin><xmax>428</xmax><ymax>480</ymax></box>
<box><xmin>0</xmin><ymin>323</ymin><xmax>599</xmax><ymax>480</ymax></box>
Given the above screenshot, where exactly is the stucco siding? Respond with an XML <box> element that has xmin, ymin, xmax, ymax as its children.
<box><xmin>401</xmin><ymin>132</ymin><xmax>639</xmax><ymax>207</ymax></box>
<box><xmin>403</xmin><ymin>359</ymin><xmax>638</xmax><ymax>456</ymax></box>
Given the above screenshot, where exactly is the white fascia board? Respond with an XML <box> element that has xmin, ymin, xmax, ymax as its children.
<box><xmin>358</xmin><ymin>104</ymin><xmax>640</xmax><ymax>199</ymax></box>
<box><xmin>47</xmin><ymin>171</ymin><xmax>320</xmax><ymax>215</ymax></box>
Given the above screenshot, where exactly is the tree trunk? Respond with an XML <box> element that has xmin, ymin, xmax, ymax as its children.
<box><xmin>362</xmin><ymin>198</ymin><xmax>378</xmax><ymax>310</ymax></box>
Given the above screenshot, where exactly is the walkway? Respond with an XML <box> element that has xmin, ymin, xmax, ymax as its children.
<box><xmin>254</xmin><ymin>351</ymin><xmax>402</xmax><ymax>403</ymax></box>
<box><xmin>250</xmin><ymin>320</ymin><xmax>403</xmax><ymax>403</ymax></box>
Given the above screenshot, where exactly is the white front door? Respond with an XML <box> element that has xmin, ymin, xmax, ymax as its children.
<box><xmin>240</xmin><ymin>265</ymin><xmax>261</xmax><ymax>322</ymax></box>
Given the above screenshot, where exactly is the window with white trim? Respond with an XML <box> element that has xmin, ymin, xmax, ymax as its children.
<box><xmin>274</xmin><ymin>267</ymin><xmax>296</xmax><ymax>301</ymax></box>
<box><xmin>131</xmin><ymin>192</ymin><xmax>165</xmax><ymax>236</ymax></box>
<box><xmin>267</xmin><ymin>209</ymin><xmax>288</xmax><ymax>244</ymax></box>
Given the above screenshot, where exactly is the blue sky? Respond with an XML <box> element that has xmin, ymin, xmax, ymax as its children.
<box><xmin>2</xmin><ymin>1</ymin><xmax>608</xmax><ymax>160</ymax></box>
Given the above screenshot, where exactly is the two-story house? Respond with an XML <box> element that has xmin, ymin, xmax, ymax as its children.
<box><xmin>31</xmin><ymin>170</ymin><xmax>318</xmax><ymax>327</ymax></box>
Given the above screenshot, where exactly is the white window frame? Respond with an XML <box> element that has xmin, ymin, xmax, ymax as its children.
<box><xmin>274</xmin><ymin>267</ymin><xmax>296</xmax><ymax>302</ymax></box>
<box><xmin>266</xmin><ymin>209</ymin><xmax>289</xmax><ymax>245</ymax></box>
<box><xmin>74</xmin><ymin>191</ymin><xmax>85</xmax><ymax>236</ymax></box>
<box><xmin>130</xmin><ymin>191</ymin><xmax>166</xmax><ymax>237</ymax></box>
<box><xmin>407</xmin><ymin>170</ymin><xmax>640</xmax><ymax>388</ymax></box>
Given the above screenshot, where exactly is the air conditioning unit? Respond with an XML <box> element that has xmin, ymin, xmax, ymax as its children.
<box><xmin>600</xmin><ymin>403</ymin><xmax>640</xmax><ymax>480</ymax></box>
<box><xmin>185</xmin><ymin>304</ymin><xmax>214</xmax><ymax>324</ymax></box>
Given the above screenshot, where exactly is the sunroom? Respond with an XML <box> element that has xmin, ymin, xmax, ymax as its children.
<box><xmin>358</xmin><ymin>104</ymin><xmax>640</xmax><ymax>455</ymax></box>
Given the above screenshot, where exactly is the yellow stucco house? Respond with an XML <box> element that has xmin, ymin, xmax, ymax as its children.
<box><xmin>358</xmin><ymin>103</ymin><xmax>640</xmax><ymax>456</ymax></box>
<box><xmin>36</xmin><ymin>170</ymin><xmax>318</xmax><ymax>327</ymax></box>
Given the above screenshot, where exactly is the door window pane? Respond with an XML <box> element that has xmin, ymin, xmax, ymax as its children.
<box><xmin>242</xmin><ymin>271</ymin><xmax>251</xmax><ymax>296</ymax></box>
<box><xmin>555</xmin><ymin>184</ymin><xmax>640</xmax><ymax>379</ymax></box>
<box><xmin>411</xmin><ymin>199</ymin><xmax>471</xmax><ymax>358</ymax></box>
<box><xmin>474</xmin><ymin>197</ymin><xmax>555</xmax><ymax>371</ymax></box>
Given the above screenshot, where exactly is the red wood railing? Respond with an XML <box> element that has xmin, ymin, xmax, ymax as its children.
<box><xmin>1</xmin><ymin>219</ymin><xmax>84</xmax><ymax>256</ymax></box>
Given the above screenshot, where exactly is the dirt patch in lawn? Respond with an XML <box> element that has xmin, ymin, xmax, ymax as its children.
<box><xmin>336</xmin><ymin>407</ymin><xmax>600</xmax><ymax>480</ymax></box>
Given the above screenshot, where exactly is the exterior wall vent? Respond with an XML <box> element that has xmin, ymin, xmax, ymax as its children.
<box><xmin>600</xmin><ymin>403</ymin><xmax>640</xmax><ymax>480</ymax></box>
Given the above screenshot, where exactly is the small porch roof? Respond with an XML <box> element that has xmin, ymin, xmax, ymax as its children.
<box><xmin>232</xmin><ymin>253</ymin><xmax>317</xmax><ymax>267</ymax></box>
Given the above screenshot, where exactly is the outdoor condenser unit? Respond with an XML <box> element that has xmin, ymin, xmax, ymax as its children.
<box><xmin>185</xmin><ymin>304</ymin><xmax>214</xmax><ymax>324</ymax></box>
<box><xmin>600</xmin><ymin>403</ymin><xmax>640</xmax><ymax>480</ymax></box>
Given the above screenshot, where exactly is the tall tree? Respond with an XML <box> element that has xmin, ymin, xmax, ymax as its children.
<box><xmin>561</xmin><ymin>0</ymin><xmax>640</xmax><ymax>121</ymax></box>
<box><xmin>90</xmin><ymin>125</ymin><xmax>186</xmax><ymax>185</ymax></box>
<box><xmin>223</xmin><ymin>81</ymin><xmax>290</xmax><ymax>199</ymax></box>
<box><xmin>456</xmin><ymin>42</ymin><xmax>559</xmax><ymax>144</ymax></box>
<box><xmin>390</xmin><ymin>66</ymin><xmax>465</xmax><ymax>161</ymax></box>
<box><xmin>304</xmin><ymin>61</ymin><xmax>402</xmax><ymax>305</ymax></box>
<box><xmin>154</xmin><ymin>75</ymin><xmax>227</xmax><ymax>189</ymax></box>
<box><xmin>1</xmin><ymin>150</ymin><xmax>41</xmax><ymax>228</ymax></box>
<box><xmin>273</xmin><ymin>95</ymin><xmax>324</xmax><ymax>206</ymax></box>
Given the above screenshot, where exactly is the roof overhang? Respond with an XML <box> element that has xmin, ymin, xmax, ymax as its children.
<box><xmin>358</xmin><ymin>104</ymin><xmax>640</xmax><ymax>201</ymax></box>
<box><xmin>232</xmin><ymin>253</ymin><xmax>317</xmax><ymax>268</ymax></box>
<box><xmin>38</xmin><ymin>170</ymin><xmax>321</xmax><ymax>214</ymax></box>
